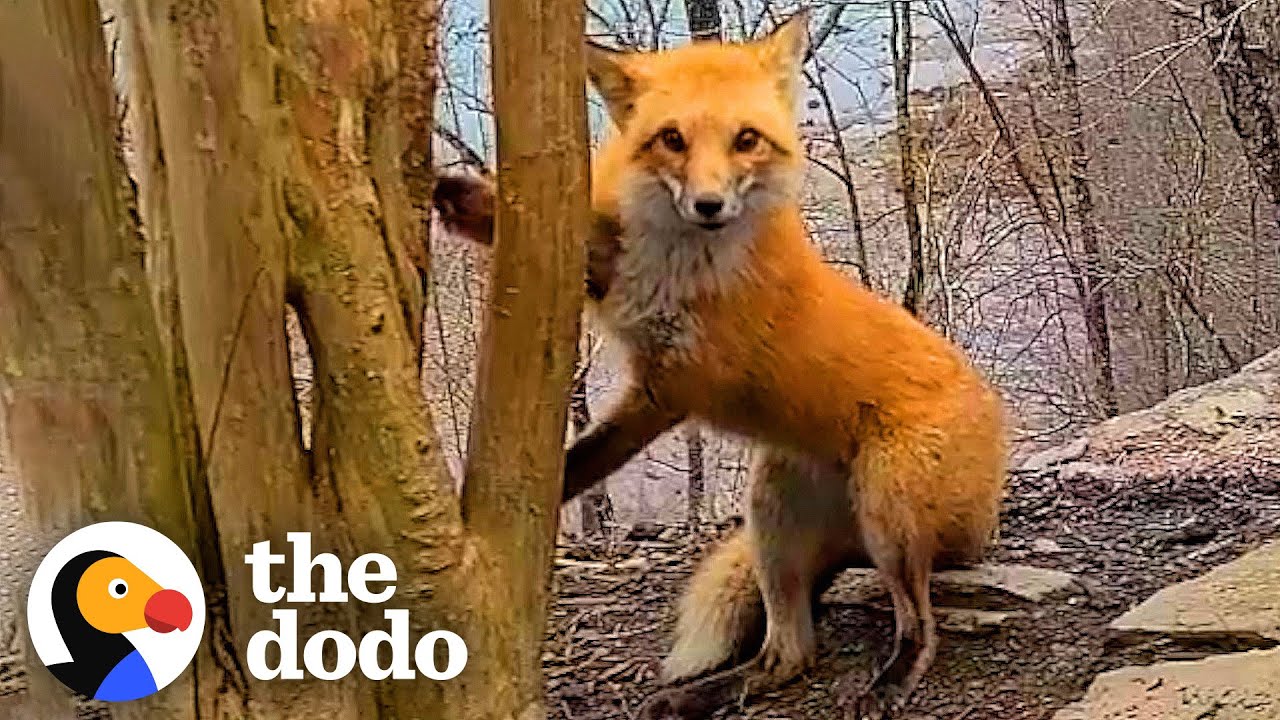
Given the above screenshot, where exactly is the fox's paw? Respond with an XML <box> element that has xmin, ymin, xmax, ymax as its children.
<box><xmin>432</xmin><ymin>170</ymin><xmax>494</xmax><ymax>245</ymax></box>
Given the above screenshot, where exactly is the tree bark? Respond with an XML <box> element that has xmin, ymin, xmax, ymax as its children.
<box><xmin>1203</xmin><ymin>0</ymin><xmax>1280</xmax><ymax>218</ymax></box>
<box><xmin>684</xmin><ymin>0</ymin><xmax>723</xmax><ymax>41</ymax></box>
<box><xmin>3</xmin><ymin>0</ymin><xmax>591</xmax><ymax>718</ymax></box>
<box><xmin>458</xmin><ymin>0</ymin><xmax>590</xmax><ymax>716</ymax></box>
<box><xmin>0</xmin><ymin>3</ymin><xmax>209</xmax><ymax>717</ymax></box>
<box><xmin>685</xmin><ymin>427</ymin><xmax>706</xmax><ymax>525</ymax></box>
<box><xmin>891</xmin><ymin>0</ymin><xmax>927</xmax><ymax>317</ymax></box>
<box><xmin>1048</xmin><ymin>0</ymin><xmax>1119</xmax><ymax>417</ymax></box>
<box><xmin>572</xmin><ymin>347</ymin><xmax>612</xmax><ymax>535</ymax></box>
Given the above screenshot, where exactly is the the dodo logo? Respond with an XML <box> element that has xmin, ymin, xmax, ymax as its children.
<box><xmin>26</xmin><ymin>522</ymin><xmax>205</xmax><ymax>702</ymax></box>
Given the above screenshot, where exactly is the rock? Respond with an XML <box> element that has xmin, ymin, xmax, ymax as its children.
<box><xmin>934</xmin><ymin>564</ymin><xmax>1082</xmax><ymax>603</ymax></box>
<box><xmin>626</xmin><ymin>521</ymin><xmax>664</xmax><ymax>541</ymax></box>
<box><xmin>936</xmin><ymin>608</ymin><xmax>1020</xmax><ymax>635</ymax></box>
<box><xmin>1110</xmin><ymin>541</ymin><xmax>1280</xmax><ymax>644</ymax></box>
<box><xmin>824</xmin><ymin>564</ymin><xmax>1081</xmax><ymax>608</ymax></box>
<box><xmin>1032</xmin><ymin>538</ymin><xmax>1066</xmax><ymax>554</ymax></box>
<box><xmin>1019</xmin><ymin>437</ymin><xmax>1088</xmax><ymax>473</ymax></box>
<box><xmin>1056</xmin><ymin>462</ymin><xmax>1125</xmax><ymax>483</ymax></box>
<box><xmin>615</xmin><ymin>556</ymin><xmax>650</xmax><ymax>572</ymax></box>
<box><xmin>1054</xmin><ymin>648</ymin><xmax>1280</xmax><ymax>720</ymax></box>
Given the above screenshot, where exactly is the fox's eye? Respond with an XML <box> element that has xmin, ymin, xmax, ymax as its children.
<box><xmin>734</xmin><ymin>128</ymin><xmax>761</xmax><ymax>153</ymax></box>
<box><xmin>659</xmin><ymin>128</ymin><xmax>686</xmax><ymax>152</ymax></box>
<box><xmin>109</xmin><ymin>579</ymin><xmax>128</xmax><ymax>599</ymax></box>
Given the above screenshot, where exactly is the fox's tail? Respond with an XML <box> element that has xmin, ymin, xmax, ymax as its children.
<box><xmin>661</xmin><ymin>528</ymin><xmax>764</xmax><ymax>682</ymax></box>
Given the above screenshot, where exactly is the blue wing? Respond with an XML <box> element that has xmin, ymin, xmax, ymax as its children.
<box><xmin>94</xmin><ymin>650</ymin><xmax>158</xmax><ymax>702</ymax></box>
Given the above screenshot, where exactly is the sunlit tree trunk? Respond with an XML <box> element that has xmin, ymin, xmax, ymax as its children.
<box><xmin>2</xmin><ymin>0</ymin><xmax>590</xmax><ymax>718</ymax></box>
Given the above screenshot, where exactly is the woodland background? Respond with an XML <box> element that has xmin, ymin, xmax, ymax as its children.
<box><xmin>426</xmin><ymin>0</ymin><xmax>1280</xmax><ymax>530</ymax></box>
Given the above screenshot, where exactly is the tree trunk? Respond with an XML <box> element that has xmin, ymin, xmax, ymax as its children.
<box><xmin>1203</xmin><ymin>0</ymin><xmax>1280</xmax><ymax>220</ymax></box>
<box><xmin>2</xmin><ymin>0</ymin><xmax>591</xmax><ymax>718</ymax></box>
<box><xmin>1048</xmin><ymin>0</ymin><xmax>1119</xmax><ymax>417</ymax></box>
<box><xmin>684</xmin><ymin>0</ymin><xmax>723</xmax><ymax>41</ymax></box>
<box><xmin>458</xmin><ymin>0</ymin><xmax>590</xmax><ymax>715</ymax></box>
<box><xmin>0</xmin><ymin>3</ymin><xmax>209</xmax><ymax>718</ymax></box>
<box><xmin>891</xmin><ymin>0</ymin><xmax>927</xmax><ymax>317</ymax></box>
<box><xmin>685</xmin><ymin>427</ymin><xmax>706</xmax><ymax>525</ymax></box>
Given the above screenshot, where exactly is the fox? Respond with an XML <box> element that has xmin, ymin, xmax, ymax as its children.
<box><xmin>434</xmin><ymin>11</ymin><xmax>1007</xmax><ymax>719</ymax></box>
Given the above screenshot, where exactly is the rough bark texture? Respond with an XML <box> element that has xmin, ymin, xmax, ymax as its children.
<box><xmin>2</xmin><ymin>0</ymin><xmax>590</xmax><ymax>718</ymax></box>
<box><xmin>0</xmin><ymin>3</ymin><xmax>208</xmax><ymax>718</ymax></box>
<box><xmin>891</xmin><ymin>0</ymin><xmax>928</xmax><ymax>317</ymax></box>
<box><xmin>1204</xmin><ymin>0</ymin><xmax>1280</xmax><ymax>211</ymax></box>
<box><xmin>1048</xmin><ymin>0</ymin><xmax>1119</xmax><ymax>418</ymax></box>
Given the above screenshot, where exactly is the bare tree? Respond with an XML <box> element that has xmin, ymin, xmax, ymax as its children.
<box><xmin>685</xmin><ymin>0</ymin><xmax>724</xmax><ymax>41</ymax></box>
<box><xmin>1045</xmin><ymin>0</ymin><xmax>1119</xmax><ymax>417</ymax></box>
<box><xmin>891</xmin><ymin>0</ymin><xmax>928</xmax><ymax>316</ymax></box>
<box><xmin>1201</xmin><ymin>0</ymin><xmax>1280</xmax><ymax>215</ymax></box>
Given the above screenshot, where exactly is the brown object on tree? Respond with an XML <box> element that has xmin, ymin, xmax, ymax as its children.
<box><xmin>1</xmin><ymin>0</ymin><xmax>589</xmax><ymax>718</ymax></box>
<box><xmin>891</xmin><ymin>0</ymin><xmax>928</xmax><ymax>317</ymax></box>
<box><xmin>435</xmin><ymin>171</ymin><xmax>624</xmax><ymax>301</ymax></box>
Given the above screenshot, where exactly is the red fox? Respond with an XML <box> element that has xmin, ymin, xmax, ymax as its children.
<box><xmin>434</xmin><ymin>12</ymin><xmax>1007</xmax><ymax>719</ymax></box>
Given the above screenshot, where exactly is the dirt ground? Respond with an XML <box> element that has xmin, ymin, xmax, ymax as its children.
<box><xmin>543</xmin><ymin>462</ymin><xmax>1280</xmax><ymax>720</ymax></box>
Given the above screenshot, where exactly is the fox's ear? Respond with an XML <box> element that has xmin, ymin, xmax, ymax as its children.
<box><xmin>585</xmin><ymin>41</ymin><xmax>640</xmax><ymax>126</ymax></box>
<box><xmin>754</xmin><ymin>9</ymin><xmax>810</xmax><ymax>102</ymax></box>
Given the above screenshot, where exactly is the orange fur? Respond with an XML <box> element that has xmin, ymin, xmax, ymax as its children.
<box><xmin>578</xmin><ymin>15</ymin><xmax>1008</xmax><ymax>719</ymax></box>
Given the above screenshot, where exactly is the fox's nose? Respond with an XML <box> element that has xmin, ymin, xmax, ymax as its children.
<box><xmin>693</xmin><ymin>195</ymin><xmax>725</xmax><ymax>219</ymax></box>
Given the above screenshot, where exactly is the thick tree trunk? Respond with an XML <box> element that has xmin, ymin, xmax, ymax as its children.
<box><xmin>3</xmin><ymin>0</ymin><xmax>590</xmax><ymax>718</ymax></box>
<box><xmin>0</xmin><ymin>3</ymin><xmax>209</xmax><ymax>718</ymax></box>
<box><xmin>1048</xmin><ymin>0</ymin><xmax>1119</xmax><ymax>417</ymax></box>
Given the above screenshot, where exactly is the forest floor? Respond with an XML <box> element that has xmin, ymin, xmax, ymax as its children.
<box><xmin>544</xmin><ymin>349</ymin><xmax>1280</xmax><ymax>719</ymax></box>
<box><xmin>544</xmin><ymin>465</ymin><xmax>1280</xmax><ymax>720</ymax></box>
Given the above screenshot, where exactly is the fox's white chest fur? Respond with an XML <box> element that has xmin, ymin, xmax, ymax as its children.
<box><xmin>601</xmin><ymin>181</ymin><xmax>759</xmax><ymax>354</ymax></box>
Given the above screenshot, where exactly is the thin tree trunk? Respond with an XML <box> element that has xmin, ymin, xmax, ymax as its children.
<box><xmin>458</xmin><ymin>0</ymin><xmax>591</xmax><ymax>715</ymax></box>
<box><xmin>805</xmin><ymin>65</ymin><xmax>872</xmax><ymax>286</ymax></box>
<box><xmin>685</xmin><ymin>427</ymin><xmax>706</xmax><ymax>525</ymax></box>
<box><xmin>891</xmin><ymin>0</ymin><xmax>927</xmax><ymax>316</ymax></box>
<box><xmin>678</xmin><ymin>0</ymin><xmax>720</xmax><ymax>527</ymax></box>
<box><xmin>685</xmin><ymin>0</ymin><xmax>723</xmax><ymax>41</ymax></box>
<box><xmin>1203</xmin><ymin>0</ymin><xmax>1280</xmax><ymax>223</ymax></box>
<box><xmin>1048</xmin><ymin>0</ymin><xmax>1119</xmax><ymax>417</ymax></box>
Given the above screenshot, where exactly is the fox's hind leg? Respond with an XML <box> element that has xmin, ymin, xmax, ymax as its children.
<box><xmin>837</xmin><ymin>437</ymin><xmax>945</xmax><ymax>719</ymax></box>
<box><xmin>641</xmin><ymin>448</ymin><xmax>857</xmax><ymax>719</ymax></box>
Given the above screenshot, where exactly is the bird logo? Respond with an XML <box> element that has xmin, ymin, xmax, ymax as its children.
<box><xmin>27</xmin><ymin>522</ymin><xmax>206</xmax><ymax>702</ymax></box>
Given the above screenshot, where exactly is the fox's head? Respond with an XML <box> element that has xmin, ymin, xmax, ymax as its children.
<box><xmin>587</xmin><ymin>12</ymin><xmax>808</xmax><ymax>232</ymax></box>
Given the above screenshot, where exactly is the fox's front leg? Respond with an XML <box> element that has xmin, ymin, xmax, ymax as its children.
<box><xmin>563</xmin><ymin>385</ymin><xmax>684</xmax><ymax>503</ymax></box>
<box><xmin>432</xmin><ymin>170</ymin><xmax>623</xmax><ymax>300</ymax></box>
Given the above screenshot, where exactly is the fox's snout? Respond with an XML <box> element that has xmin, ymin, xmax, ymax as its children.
<box><xmin>667</xmin><ymin>179</ymin><xmax>744</xmax><ymax>229</ymax></box>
